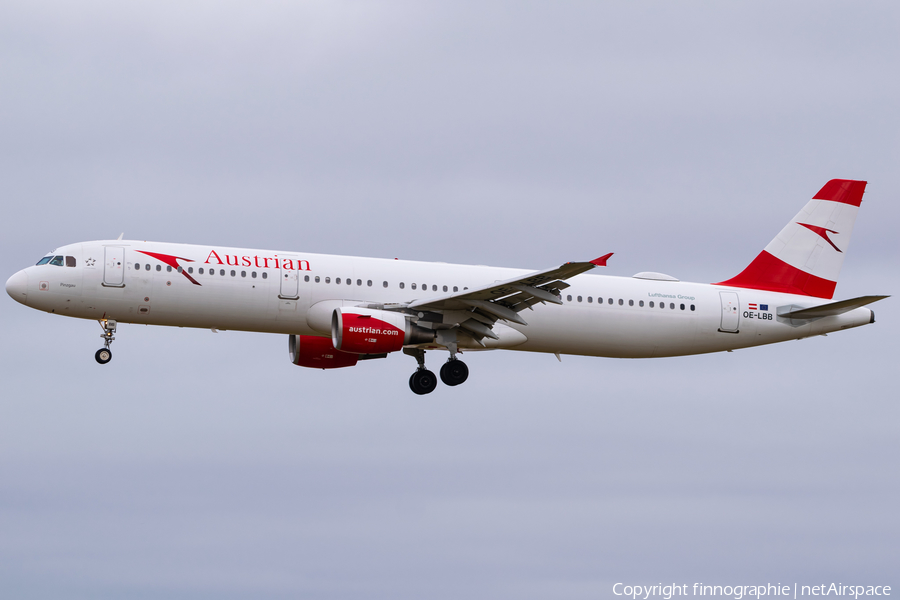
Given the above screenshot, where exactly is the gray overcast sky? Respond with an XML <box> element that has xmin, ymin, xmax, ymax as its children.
<box><xmin>1</xmin><ymin>2</ymin><xmax>898</xmax><ymax>599</ymax></box>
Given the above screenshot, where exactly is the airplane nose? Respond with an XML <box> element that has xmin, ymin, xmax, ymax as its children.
<box><xmin>6</xmin><ymin>269</ymin><xmax>28</xmax><ymax>304</ymax></box>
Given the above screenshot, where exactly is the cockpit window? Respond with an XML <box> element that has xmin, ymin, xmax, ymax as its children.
<box><xmin>48</xmin><ymin>256</ymin><xmax>64</xmax><ymax>266</ymax></box>
<box><xmin>66</xmin><ymin>256</ymin><xmax>76</xmax><ymax>267</ymax></box>
<box><xmin>36</xmin><ymin>256</ymin><xmax>52</xmax><ymax>265</ymax></box>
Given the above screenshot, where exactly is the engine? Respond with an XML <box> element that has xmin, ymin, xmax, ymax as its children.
<box><xmin>289</xmin><ymin>334</ymin><xmax>359</xmax><ymax>369</ymax></box>
<box><xmin>332</xmin><ymin>307</ymin><xmax>434</xmax><ymax>354</ymax></box>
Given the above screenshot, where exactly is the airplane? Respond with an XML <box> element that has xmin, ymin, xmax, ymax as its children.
<box><xmin>5</xmin><ymin>179</ymin><xmax>887</xmax><ymax>395</ymax></box>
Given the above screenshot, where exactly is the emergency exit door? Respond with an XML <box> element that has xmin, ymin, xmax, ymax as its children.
<box><xmin>279</xmin><ymin>256</ymin><xmax>300</xmax><ymax>299</ymax></box>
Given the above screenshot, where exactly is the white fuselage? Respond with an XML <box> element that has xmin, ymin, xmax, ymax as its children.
<box><xmin>9</xmin><ymin>239</ymin><xmax>873</xmax><ymax>359</ymax></box>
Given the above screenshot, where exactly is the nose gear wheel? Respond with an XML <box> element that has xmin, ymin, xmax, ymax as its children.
<box><xmin>95</xmin><ymin>319</ymin><xmax>117</xmax><ymax>364</ymax></box>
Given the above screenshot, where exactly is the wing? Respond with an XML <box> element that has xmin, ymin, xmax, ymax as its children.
<box><xmin>777</xmin><ymin>295</ymin><xmax>888</xmax><ymax>320</ymax></box>
<box><xmin>368</xmin><ymin>253</ymin><xmax>612</xmax><ymax>346</ymax></box>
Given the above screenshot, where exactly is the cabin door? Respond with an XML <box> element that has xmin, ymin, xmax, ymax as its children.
<box><xmin>103</xmin><ymin>246</ymin><xmax>125</xmax><ymax>287</ymax></box>
<box><xmin>718</xmin><ymin>292</ymin><xmax>740</xmax><ymax>333</ymax></box>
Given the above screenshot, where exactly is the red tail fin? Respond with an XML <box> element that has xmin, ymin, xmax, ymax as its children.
<box><xmin>715</xmin><ymin>179</ymin><xmax>866</xmax><ymax>299</ymax></box>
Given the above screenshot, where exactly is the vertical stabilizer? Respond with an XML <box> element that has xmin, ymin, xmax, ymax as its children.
<box><xmin>715</xmin><ymin>179</ymin><xmax>866</xmax><ymax>299</ymax></box>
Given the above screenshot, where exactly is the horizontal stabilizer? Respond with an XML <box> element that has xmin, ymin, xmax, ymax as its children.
<box><xmin>777</xmin><ymin>295</ymin><xmax>888</xmax><ymax>320</ymax></box>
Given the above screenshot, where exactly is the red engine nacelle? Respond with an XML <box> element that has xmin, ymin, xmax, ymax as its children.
<box><xmin>332</xmin><ymin>307</ymin><xmax>433</xmax><ymax>354</ymax></box>
<box><xmin>289</xmin><ymin>334</ymin><xmax>359</xmax><ymax>369</ymax></box>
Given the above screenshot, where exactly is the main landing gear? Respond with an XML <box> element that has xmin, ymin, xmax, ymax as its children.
<box><xmin>440</xmin><ymin>359</ymin><xmax>469</xmax><ymax>387</ymax></box>
<box><xmin>403</xmin><ymin>347</ymin><xmax>469</xmax><ymax>395</ymax></box>
<box><xmin>409</xmin><ymin>368</ymin><xmax>438</xmax><ymax>395</ymax></box>
<box><xmin>95</xmin><ymin>319</ymin><xmax>117</xmax><ymax>365</ymax></box>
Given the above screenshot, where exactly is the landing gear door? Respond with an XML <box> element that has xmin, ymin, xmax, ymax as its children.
<box><xmin>718</xmin><ymin>291</ymin><xmax>740</xmax><ymax>333</ymax></box>
<box><xmin>103</xmin><ymin>246</ymin><xmax>125</xmax><ymax>287</ymax></box>
<box><xmin>279</xmin><ymin>255</ymin><xmax>300</xmax><ymax>300</ymax></box>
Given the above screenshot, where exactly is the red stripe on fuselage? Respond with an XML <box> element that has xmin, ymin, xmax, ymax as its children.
<box><xmin>136</xmin><ymin>250</ymin><xmax>201</xmax><ymax>285</ymax></box>
<box><xmin>812</xmin><ymin>179</ymin><xmax>866</xmax><ymax>207</ymax></box>
<box><xmin>714</xmin><ymin>251</ymin><xmax>836</xmax><ymax>299</ymax></box>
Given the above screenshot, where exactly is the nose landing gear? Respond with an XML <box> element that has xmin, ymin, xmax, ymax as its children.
<box><xmin>95</xmin><ymin>319</ymin><xmax>117</xmax><ymax>364</ymax></box>
<box><xmin>95</xmin><ymin>348</ymin><xmax>112</xmax><ymax>364</ymax></box>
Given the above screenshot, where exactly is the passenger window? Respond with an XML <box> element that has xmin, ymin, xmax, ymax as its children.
<box><xmin>199</xmin><ymin>268</ymin><xmax>204</xmax><ymax>275</ymax></box>
<box><xmin>243</xmin><ymin>271</ymin><xmax>248</xmax><ymax>278</ymax></box>
<box><xmin>432</xmin><ymin>285</ymin><xmax>437</xmax><ymax>291</ymax></box>
<box><xmin>690</xmin><ymin>304</ymin><xmax>695</xmax><ymax>311</ymax></box>
<box><xmin>145</xmin><ymin>264</ymin><xmax>150</xmax><ymax>271</ymax></box>
<box><xmin>303</xmin><ymin>275</ymin><xmax>308</xmax><ymax>282</ymax></box>
<box><xmin>618</xmin><ymin>299</ymin><xmax>623</xmax><ymax>306</ymax></box>
<box><xmin>230</xmin><ymin>270</ymin><xmax>236</xmax><ymax>277</ymax></box>
<box><xmin>219</xmin><ymin>269</ymin><xmax>225</xmax><ymax>276</ymax></box>
<box><xmin>598</xmin><ymin>297</ymin><xmax>603</xmax><ymax>304</ymax></box>
<box><xmin>577</xmin><ymin>296</ymin><xmax>582</xmax><ymax>302</ymax></box>
<box><xmin>314</xmin><ymin>276</ymin><xmax>319</xmax><ymax>282</ymax></box>
<box><xmin>660</xmin><ymin>303</ymin><xmax>665</xmax><ymax>309</ymax></box>
<box><xmin>347</xmin><ymin>279</ymin><xmax>351</xmax><ymax>285</ymax></box>
<box><xmin>669</xmin><ymin>303</ymin><xmax>675</xmax><ymax>309</ymax></box>
<box><xmin>167</xmin><ymin>265</ymin><xmax>172</xmax><ymax>272</ymax></box>
<box><xmin>134</xmin><ymin>262</ymin><xmax>140</xmax><ymax>270</ymax></box>
<box><xmin>680</xmin><ymin>303</ymin><xmax>685</xmax><ymax>310</ymax></box>
<box><xmin>262</xmin><ymin>272</ymin><xmax>267</xmax><ymax>279</ymax></box>
<box><xmin>156</xmin><ymin>264</ymin><xmax>161</xmax><ymax>272</ymax></box>
<box><xmin>357</xmin><ymin>279</ymin><xmax>362</xmax><ymax>286</ymax></box>
<box><xmin>639</xmin><ymin>300</ymin><xmax>644</xmax><ymax>307</ymax></box>
<box><xmin>587</xmin><ymin>296</ymin><xmax>592</xmax><ymax>303</ymax></box>
<box><xmin>66</xmin><ymin>256</ymin><xmax>76</xmax><ymax>267</ymax></box>
<box><xmin>382</xmin><ymin>281</ymin><xmax>388</xmax><ymax>288</ymax></box>
<box><xmin>649</xmin><ymin>301</ymin><xmax>654</xmax><ymax>308</ymax></box>
<box><xmin>453</xmin><ymin>286</ymin><xmax>458</xmax><ymax>292</ymax></box>
<box><xmin>567</xmin><ymin>295</ymin><xmax>572</xmax><ymax>302</ymax></box>
<box><xmin>411</xmin><ymin>283</ymin><xmax>416</xmax><ymax>290</ymax></box>
<box><xmin>36</xmin><ymin>256</ymin><xmax>52</xmax><ymax>265</ymax></box>
<box><xmin>443</xmin><ymin>285</ymin><xmax>448</xmax><ymax>292</ymax></box>
<box><xmin>628</xmin><ymin>299</ymin><xmax>633</xmax><ymax>306</ymax></box>
<box><xmin>608</xmin><ymin>298</ymin><xmax>613</xmax><ymax>305</ymax></box>
<box><xmin>253</xmin><ymin>272</ymin><xmax>258</xmax><ymax>279</ymax></box>
<box><xmin>367</xmin><ymin>280</ymin><xmax>372</xmax><ymax>287</ymax></box>
<box><xmin>336</xmin><ymin>278</ymin><xmax>341</xmax><ymax>284</ymax></box>
<box><xmin>400</xmin><ymin>282</ymin><xmax>405</xmax><ymax>289</ymax></box>
<box><xmin>324</xmin><ymin>277</ymin><xmax>330</xmax><ymax>283</ymax></box>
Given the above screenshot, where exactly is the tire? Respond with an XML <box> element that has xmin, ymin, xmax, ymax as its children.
<box><xmin>409</xmin><ymin>369</ymin><xmax>437</xmax><ymax>395</ymax></box>
<box><xmin>440</xmin><ymin>360</ymin><xmax>469</xmax><ymax>386</ymax></box>
<box><xmin>95</xmin><ymin>348</ymin><xmax>112</xmax><ymax>364</ymax></box>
